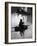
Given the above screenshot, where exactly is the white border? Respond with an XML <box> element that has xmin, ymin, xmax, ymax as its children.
<box><xmin>8</xmin><ymin>3</ymin><xmax>35</xmax><ymax>43</ymax></box>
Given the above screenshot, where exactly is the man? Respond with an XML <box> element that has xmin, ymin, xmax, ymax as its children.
<box><xmin>19</xmin><ymin>19</ymin><xmax>24</xmax><ymax>36</ymax></box>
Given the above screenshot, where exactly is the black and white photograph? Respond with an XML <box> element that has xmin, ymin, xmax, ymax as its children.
<box><xmin>11</xmin><ymin>7</ymin><xmax>32</xmax><ymax>39</ymax></box>
<box><xmin>5</xmin><ymin>2</ymin><xmax>36</xmax><ymax>44</ymax></box>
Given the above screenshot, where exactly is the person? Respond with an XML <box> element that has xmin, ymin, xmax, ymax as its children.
<box><xmin>19</xmin><ymin>19</ymin><xmax>24</xmax><ymax>36</ymax></box>
<box><xmin>19</xmin><ymin>19</ymin><xmax>28</xmax><ymax>36</ymax></box>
